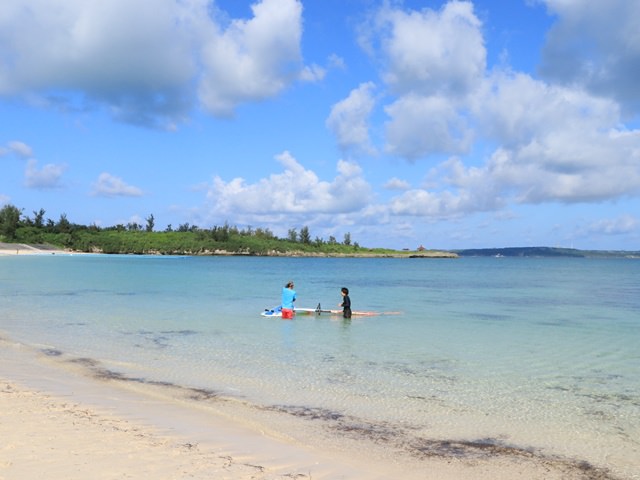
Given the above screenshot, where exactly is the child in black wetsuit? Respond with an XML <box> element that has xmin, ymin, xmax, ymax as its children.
<box><xmin>339</xmin><ymin>287</ymin><xmax>352</xmax><ymax>319</ymax></box>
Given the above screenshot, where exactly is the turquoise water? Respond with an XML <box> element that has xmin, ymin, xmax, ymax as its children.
<box><xmin>1</xmin><ymin>254</ymin><xmax>639</xmax><ymax>477</ymax></box>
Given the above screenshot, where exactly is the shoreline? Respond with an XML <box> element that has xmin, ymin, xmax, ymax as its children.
<box><xmin>0</xmin><ymin>335</ymin><xmax>628</xmax><ymax>480</ymax></box>
<box><xmin>0</xmin><ymin>242</ymin><xmax>457</xmax><ymax>258</ymax></box>
<box><xmin>0</xmin><ymin>337</ymin><xmax>394</xmax><ymax>480</ymax></box>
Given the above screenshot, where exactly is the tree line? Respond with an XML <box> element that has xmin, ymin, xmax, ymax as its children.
<box><xmin>0</xmin><ymin>204</ymin><xmax>361</xmax><ymax>255</ymax></box>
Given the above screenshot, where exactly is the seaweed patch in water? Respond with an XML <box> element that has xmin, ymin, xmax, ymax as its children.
<box><xmin>188</xmin><ymin>387</ymin><xmax>218</xmax><ymax>400</ymax></box>
<box><xmin>41</xmin><ymin>348</ymin><xmax>63</xmax><ymax>357</ymax></box>
<box><xmin>265</xmin><ymin>405</ymin><xmax>344</xmax><ymax>422</ymax></box>
<box><xmin>406</xmin><ymin>438</ymin><xmax>621</xmax><ymax>480</ymax></box>
<box><xmin>68</xmin><ymin>357</ymin><xmax>100</xmax><ymax>368</ymax></box>
<box><xmin>264</xmin><ymin>401</ymin><xmax>622</xmax><ymax>480</ymax></box>
<box><xmin>159</xmin><ymin>330</ymin><xmax>198</xmax><ymax>336</ymax></box>
<box><xmin>64</xmin><ymin>356</ymin><xmax>222</xmax><ymax>402</ymax></box>
<box><xmin>408</xmin><ymin>437</ymin><xmax>532</xmax><ymax>460</ymax></box>
<box><xmin>264</xmin><ymin>404</ymin><xmax>401</xmax><ymax>445</ymax></box>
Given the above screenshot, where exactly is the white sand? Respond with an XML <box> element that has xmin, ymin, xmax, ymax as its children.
<box><xmin>0</xmin><ymin>243</ymin><xmax>68</xmax><ymax>256</ymax></box>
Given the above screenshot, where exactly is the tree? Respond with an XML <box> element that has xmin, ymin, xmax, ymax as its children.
<box><xmin>299</xmin><ymin>226</ymin><xmax>311</xmax><ymax>244</ymax></box>
<box><xmin>33</xmin><ymin>208</ymin><xmax>46</xmax><ymax>228</ymax></box>
<box><xmin>145</xmin><ymin>214</ymin><xmax>155</xmax><ymax>232</ymax></box>
<box><xmin>0</xmin><ymin>204</ymin><xmax>21</xmax><ymax>239</ymax></box>
<box><xmin>343</xmin><ymin>232</ymin><xmax>351</xmax><ymax>246</ymax></box>
<box><xmin>56</xmin><ymin>213</ymin><xmax>71</xmax><ymax>234</ymax></box>
<box><xmin>287</xmin><ymin>228</ymin><xmax>298</xmax><ymax>242</ymax></box>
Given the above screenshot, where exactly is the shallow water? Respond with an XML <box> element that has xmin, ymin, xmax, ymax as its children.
<box><xmin>1</xmin><ymin>254</ymin><xmax>639</xmax><ymax>478</ymax></box>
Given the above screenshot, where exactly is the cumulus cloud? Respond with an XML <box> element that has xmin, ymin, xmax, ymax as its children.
<box><xmin>198</xmin><ymin>0</ymin><xmax>305</xmax><ymax>117</ymax></box>
<box><xmin>384</xmin><ymin>177</ymin><xmax>411</xmax><ymax>190</ymax></box>
<box><xmin>587</xmin><ymin>215</ymin><xmax>638</xmax><ymax>236</ymax></box>
<box><xmin>335</xmin><ymin>0</ymin><xmax>640</xmax><ymax>219</ymax></box>
<box><xmin>384</xmin><ymin>93</ymin><xmax>473</xmax><ymax>159</ymax></box>
<box><xmin>363</xmin><ymin>1</ymin><xmax>485</xmax><ymax>97</ymax></box>
<box><xmin>92</xmin><ymin>172</ymin><xmax>143</xmax><ymax>197</ymax></box>
<box><xmin>326</xmin><ymin>82</ymin><xmax>376</xmax><ymax>154</ymax></box>
<box><xmin>24</xmin><ymin>159</ymin><xmax>67</xmax><ymax>189</ymax></box>
<box><xmin>0</xmin><ymin>0</ymin><xmax>308</xmax><ymax>126</ymax></box>
<box><xmin>345</xmin><ymin>1</ymin><xmax>483</xmax><ymax>159</ymax></box>
<box><xmin>387</xmin><ymin>157</ymin><xmax>505</xmax><ymax>219</ymax></box>
<box><xmin>205</xmin><ymin>151</ymin><xmax>372</xmax><ymax>219</ymax></box>
<box><xmin>7</xmin><ymin>141</ymin><xmax>34</xmax><ymax>158</ymax></box>
<box><xmin>0</xmin><ymin>140</ymin><xmax>33</xmax><ymax>159</ymax></box>
<box><xmin>539</xmin><ymin>0</ymin><xmax>640</xmax><ymax>113</ymax></box>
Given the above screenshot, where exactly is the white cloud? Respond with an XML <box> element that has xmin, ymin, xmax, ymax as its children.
<box><xmin>326</xmin><ymin>82</ymin><xmax>376</xmax><ymax>154</ymax></box>
<box><xmin>384</xmin><ymin>93</ymin><xmax>473</xmax><ymax>159</ymax></box>
<box><xmin>351</xmin><ymin>1</ymin><xmax>483</xmax><ymax>160</ymax></box>
<box><xmin>328</xmin><ymin>54</ymin><xmax>346</xmax><ymax>70</ymax></box>
<box><xmin>299</xmin><ymin>63</ymin><xmax>326</xmax><ymax>82</ymax></box>
<box><xmin>0</xmin><ymin>140</ymin><xmax>33</xmax><ymax>159</ymax></box>
<box><xmin>384</xmin><ymin>177</ymin><xmax>411</xmax><ymax>190</ymax></box>
<box><xmin>539</xmin><ymin>0</ymin><xmax>640</xmax><ymax>113</ymax></box>
<box><xmin>205</xmin><ymin>151</ymin><xmax>372</xmax><ymax>219</ymax></box>
<box><xmin>350</xmin><ymin>1</ymin><xmax>640</xmax><ymax>213</ymax></box>
<box><xmin>24</xmin><ymin>159</ymin><xmax>67</xmax><ymax>189</ymax></box>
<box><xmin>8</xmin><ymin>141</ymin><xmax>33</xmax><ymax>158</ymax></box>
<box><xmin>197</xmin><ymin>0</ymin><xmax>304</xmax><ymax>117</ymax></box>
<box><xmin>92</xmin><ymin>172</ymin><xmax>143</xmax><ymax>197</ymax></box>
<box><xmin>387</xmin><ymin>160</ymin><xmax>505</xmax><ymax>218</ymax></box>
<box><xmin>587</xmin><ymin>215</ymin><xmax>638</xmax><ymax>236</ymax></box>
<box><xmin>0</xmin><ymin>0</ymin><xmax>197</xmax><ymax>127</ymax></box>
<box><xmin>0</xmin><ymin>0</ymin><xmax>308</xmax><ymax>125</ymax></box>
<box><xmin>469</xmin><ymin>71</ymin><xmax>640</xmax><ymax>203</ymax></box>
<box><xmin>472</xmin><ymin>71</ymin><xmax>621</xmax><ymax>148</ymax></box>
<box><xmin>369</xmin><ymin>1</ymin><xmax>485</xmax><ymax>97</ymax></box>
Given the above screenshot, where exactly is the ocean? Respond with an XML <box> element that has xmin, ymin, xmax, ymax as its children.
<box><xmin>1</xmin><ymin>254</ymin><xmax>638</xmax><ymax>478</ymax></box>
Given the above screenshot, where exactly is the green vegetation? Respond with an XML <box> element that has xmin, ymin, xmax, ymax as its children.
<box><xmin>0</xmin><ymin>204</ymin><xmax>444</xmax><ymax>257</ymax></box>
<box><xmin>3</xmin><ymin>204</ymin><xmax>637</xmax><ymax>258</ymax></box>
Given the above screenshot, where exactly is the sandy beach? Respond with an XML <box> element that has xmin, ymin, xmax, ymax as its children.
<box><xmin>1</xmin><ymin>339</ymin><xmax>368</xmax><ymax>480</ymax></box>
<box><xmin>1</xmin><ymin>334</ymin><xmax>629</xmax><ymax>480</ymax></box>
<box><xmin>0</xmin><ymin>243</ymin><xmax>68</xmax><ymax>256</ymax></box>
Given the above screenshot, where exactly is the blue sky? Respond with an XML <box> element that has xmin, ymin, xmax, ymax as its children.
<box><xmin>1</xmin><ymin>0</ymin><xmax>639</xmax><ymax>250</ymax></box>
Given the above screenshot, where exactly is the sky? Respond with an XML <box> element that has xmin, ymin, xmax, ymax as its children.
<box><xmin>1</xmin><ymin>0</ymin><xmax>639</xmax><ymax>250</ymax></box>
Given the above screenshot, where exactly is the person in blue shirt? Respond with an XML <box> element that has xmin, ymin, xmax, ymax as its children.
<box><xmin>281</xmin><ymin>281</ymin><xmax>296</xmax><ymax>319</ymax></box>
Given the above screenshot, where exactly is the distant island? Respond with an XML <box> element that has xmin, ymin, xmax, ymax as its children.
<box><xmin>453</xmin><ymin>246</ymin><xmax>640</xmax><ymax>258</ymax></box>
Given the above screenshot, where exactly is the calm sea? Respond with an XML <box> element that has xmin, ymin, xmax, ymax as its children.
<box><xmin>1</xmin><ymin>254</ymin><xmax>639</xmax><ymax>478</ymax></box>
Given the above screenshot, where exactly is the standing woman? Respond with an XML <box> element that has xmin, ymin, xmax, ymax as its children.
<box><xmin>281</xmin><ymin>281</ymin><xmax>296</xmax><ymax>319</ymax></box>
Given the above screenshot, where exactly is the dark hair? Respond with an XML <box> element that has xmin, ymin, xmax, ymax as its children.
<box><xmin>341</xmin><ymin>287</ymin><xmax>349</xmax><ymax>294</ymax></box>
<box><xmin>286</xmin><ymin>281</ymin><xmax>294</xmax><ymax>288</ymax></box>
